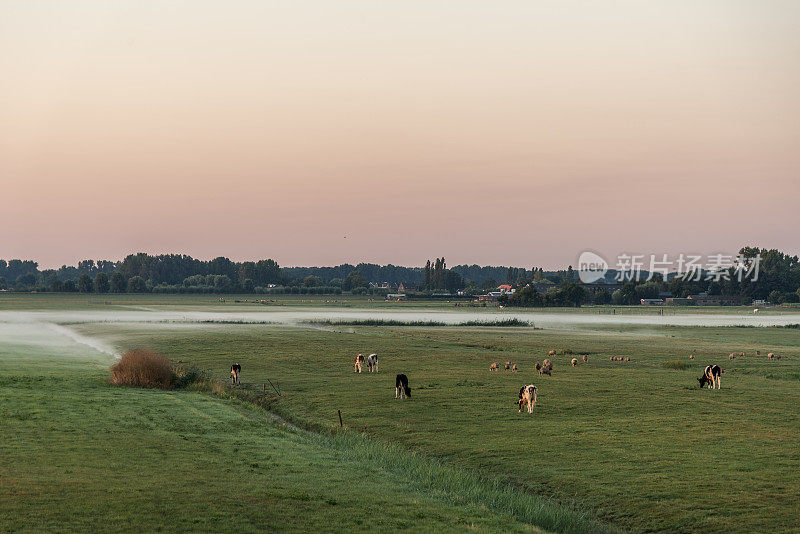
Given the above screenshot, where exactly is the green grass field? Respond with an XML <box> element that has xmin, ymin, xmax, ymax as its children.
<box><xmin>2</xmin><ymin>295</ymin><xmax>799</xmax><ymax>532</ymax></box>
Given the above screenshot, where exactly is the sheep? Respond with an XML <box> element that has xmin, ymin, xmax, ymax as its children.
<box><xmin>571</xmin><ymin>358</ymin><xmax>578</xmax><ymax>367</ymax></box>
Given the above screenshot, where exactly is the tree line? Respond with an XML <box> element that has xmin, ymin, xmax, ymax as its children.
<box><xmin>1</xmin><ymin>247</ymin><xmax>799</xmax><ymax>305</ymax></box>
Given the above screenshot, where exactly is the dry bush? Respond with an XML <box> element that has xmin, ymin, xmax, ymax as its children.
<box><xmin>110</xmin><ymin>349</ymin><xmax>175</xmax><ymax>389</ymax></box>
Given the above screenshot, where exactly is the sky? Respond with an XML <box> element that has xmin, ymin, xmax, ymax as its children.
<box><xmin>2</xmin><ymin>1</ymin><xmax>799</xmax><ymax>269</ymax></box>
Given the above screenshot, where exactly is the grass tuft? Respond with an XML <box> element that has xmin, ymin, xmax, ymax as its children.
<box><xmin>662</xmin><ymin>359</ymin><xmax>694</xmax><ymax>370</ymax></box>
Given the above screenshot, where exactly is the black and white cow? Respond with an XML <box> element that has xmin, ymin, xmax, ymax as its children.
<box><xmin>367</xmin><ymin>353</ymin><xmax>379</xmax><ymax>373</ymax></box>
<box><xmin>698</xmin><ymin>365</ymin><xmax>723</xmax><ymax>389</ymax></box>
<box><xmin>395</xmin><ymin>374</ymin><xmax>411</xmax><ymax>399</ymax></box>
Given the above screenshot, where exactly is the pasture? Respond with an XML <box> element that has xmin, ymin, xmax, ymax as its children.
<box><xmin>2</xmin><ymin>295</ymin><xmax>799</xmax><ymax>532</ymax></box>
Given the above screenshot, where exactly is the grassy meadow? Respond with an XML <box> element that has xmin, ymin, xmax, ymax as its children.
<box><xmin>2</xmin><ymin>294</ymin><xmax>799</xmax><ymax>532</ymax></box>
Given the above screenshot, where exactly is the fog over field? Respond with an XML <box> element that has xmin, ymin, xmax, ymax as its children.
<box><xmin>2</xmin><ymin>307</ymin><xmax>800</xmax><ymax>331</ymax></box>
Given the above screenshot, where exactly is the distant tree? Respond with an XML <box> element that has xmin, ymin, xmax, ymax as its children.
<box><xmin>62</xmin><ymin>279</ymin><xmax>77</xmax><ymax>292</ymax></box>
<box><xmin>213</xmin><ymin>275</ymin><xmax>231</xmax><ymax>291</ymax></box>
<box><xmin>50</xmin><ymin>279</ymin><xmax>64</xmax><ymax>292</ymax></box>
<box><xmin>94</xmin><ymin>273</ymin><xmax>110</xmax><ymax>293</ymax></box>
<box><xmin>444</xmin><ymin>270</ymin><xmax>464</xmax><ymax>292</ymax></box>
<box><xmin>634</xmin><ymin>281</ymin><xmax>661</xmax><ymax>300</ymax></box>
<box><xmin>110</xmin><ymin>272</ymin><xmax>126</xmax><ymax>293</ymax></box>
<box><xmin>769</xmin><ymin>290</ymin><xmax>783</xmax><ymax>304</ymax></box>
<box><xmin>77</xmin><ymin>273</ymin><xmax>94</xmax><ymax>293</ymax></box>
<box><xmin>303</xmin><ymin>275</ymin><xmax>323</xmax><ymax>287</ymax></box>
<box><xmin>342</xmin><ymin>271</ymin><xmax>369</xmax><ymax>291</ymax></box>
<box><xmin>423</xmin><ymin>260</ymin><xmax>431</xmax><ymax>290</ymax></box>
<box><xmin>242</xmin><ymin>278</ymin><xmax>254</xmax><ymax>292</ymax></box>
<box><xmin>481</xmin><ymin>277</ymin><xmax>498</xmax><ymax>290</ymax></box>
<box><xmin>0</xmin><ymin>276</ymin><xmax>6</xmax><ymax>290</ymax></box>
<box><xmin>127</xmin><ymin>276</ymin><xmax>147</xmax><ymax>293</ymax></box>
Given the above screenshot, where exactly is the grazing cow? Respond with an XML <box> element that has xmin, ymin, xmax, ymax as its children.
<box><xmin>541</xmin><ymin>359</ymin><xmax>553</xmax><ymax>375</ymax></box>
<box><xmin>548</xmin><ymin>350</ymin><xmax>556</xmax><ymax>357</ymax></box>
<box><xmin>609</xmin><ymin>356</ymin><xmax>614</xmax><ymax>361</ymax></box>
<box><xmin>395</xmin><ymin>374</ymin><xmax>411</xmax><ymax>399</ymax></box>
<box><xmin>689</xmin><ymin>353</ymin><xmax>695</xmax><ymax>360</ymax></box>
<box><xmin>756</xmin><ymin>350</ymin><xmax>761</xmax><ymax>356</ymax></box>
<box><xmin>739</xmin><ymin>352</ymin><xmax>745</xmax><ymax>358</ymax></box>
<box><xmin>625</xmin><ymin>357</ymin><xmax>630</xmax><ymax>362</ymax></box>
<box><xmin>490</xmin><ymin>362</ymin><xmax>499</xmax><ymax>371</ymax></box>
<box><xmin>517</xmin><ymin>384</ymin><xmax>538</xmax><ymax>414</ymax></box>
<box><xmin>504</xmin><ymin>361</ymin><xmax>512</xmax><ymax>371</ymax></box>
<box><xmin>776</xmin><ymin>354</ymin><xmax>782</xmax><ymax>360</ymax></box>
<box><xmin>512</xmin><ymin>363</ymin><xmax>518</xmax><ymax>372</ymax></box>
<box><xmin>230</xmin><ymin>363</ymin><xmax>241</xmax><ymax>385</ymax></box>
<box><xmin>729</xmin><ymin>353</ymin><xmax>736</xmax><ymax>360</ymax></box>
<box><xmin>582</xmin><ymin>355</ymin><xmax>588</xmax><ymax>363</ymax></box>
<box><xmin>768</xmin><ymin>353</ymin><xmax>775</xmax><ymax>360</ymax></box>
<box><xmin>571</xmin><ymin>358</ymin><xmax>578</xmax><ymax>367</ymax></box>
<box><xmin>354</xmin><ymin>353</ymin><xmax>365</xmax><ymax>373</ymax></box>
<box><xmin>698</xmin><ymin>365</ymin><xmax>723</xmax><ymax>389</ymax></box>
<box><xmin>367</xmin><ymin>353</ymin><xmax>379</xmax><ymax>373</ymax></box>
<box><xmin>535</xmin><ymin>362</ymin><xmax>542</xmax><ymax>373</ymax></box>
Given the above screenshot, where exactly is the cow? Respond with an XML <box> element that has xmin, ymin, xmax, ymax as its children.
<box><xmin>490</xmin><ymin>362</ymin><xmax>499</xmax><ymax>371</ymax></box>
<box><xmin>504</xmin><ymin>361</ymin><xmax>512</xmax><ymax>371</ymax></box>
<box><xmin>548</xmin><ymin>350</ymin><xmax>556</xmax><ymax>357</ymax></box>
<box><xmin>367</xmin><ymin>353</ymin><xmax>379</xmax><ymax>373</ymax></box>
<box><xmin>582</xmin><ymin>355</ymin><xmax>588</xmax><ymax>363</ymax></box>
<box><xmin>230</xmin><ymin>363</ymin><xmax>241</xmax><ymax>385</ymax></box>
<box><xmin>571</xmin><ymin>358</ymin><xmax>578</xmax><ymax>367</ymax></box>
<box><xmin>354</xmin><ymin>354</ymin><xmax>365</xmax><ymax>373</ymax></box>
<box><xmin>512</xmin><ymin>363</ymin><xmax>518</xmax><ymax>372</ymax></box>
<box><xmin>395</xmin><ymin>374</ymin><xmax>411</xmax><ymax>399</ymax></box>
<box><xmin>517</xmin><ymin>384</ymin><xmax>538</xmax><ymax>414</ymax></box>
<box><xmin>698</xmin><ymin>365</ymin><xmax>723</xmax><ymax>389</ymax></box>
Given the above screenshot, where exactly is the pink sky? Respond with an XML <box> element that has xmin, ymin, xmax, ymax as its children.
<box><xmin>2</xmin><ymin>1</ymin><xmax>799</xmax><ymax>269</ymax></box>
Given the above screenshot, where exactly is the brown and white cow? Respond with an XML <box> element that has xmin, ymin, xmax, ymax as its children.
<box><xmin>354</xmin><ymin>353</ymin><xmax>365</xmax><ymax>373</ymax></box>
<box><xmin>517</xmin><ymin>384</ymin><xmax>538</xmax><ymax>414</ymax></box>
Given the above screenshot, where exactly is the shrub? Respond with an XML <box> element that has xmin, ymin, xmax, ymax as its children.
<box><xmin>662</xmin><ymin>359</ymin><xmax>693</xmax><ymax>370</ymax></box>
<box><xmin>110</xmin><ymin>349</ymin><xmax>175</xmax><ymax>389</ymax></box>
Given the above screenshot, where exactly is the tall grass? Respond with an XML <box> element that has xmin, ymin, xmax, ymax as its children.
<box><xmin>110</xmin><ymin>349</ymin><xmax>174</xmax><ymax>388</ymax></box>
<box><xmin>110</xmin><ymin>350</ymin><xmax>206</xmax><ymax>389</ymax></box>
<box><xmin>662</xmin><ymin>359</ymin><xmax>694</xmax><ymax>370</ymax></box>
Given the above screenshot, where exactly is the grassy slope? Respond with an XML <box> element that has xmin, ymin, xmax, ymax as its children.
<box><xmin>0</xmin><ymin>331</ymin><xmax>608</xmax><ymax>533</ymax></box>
<box><xmin>89</xmin><ymin>322</ymin><xmax>800</xmax><ymax>533</ymax></box>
